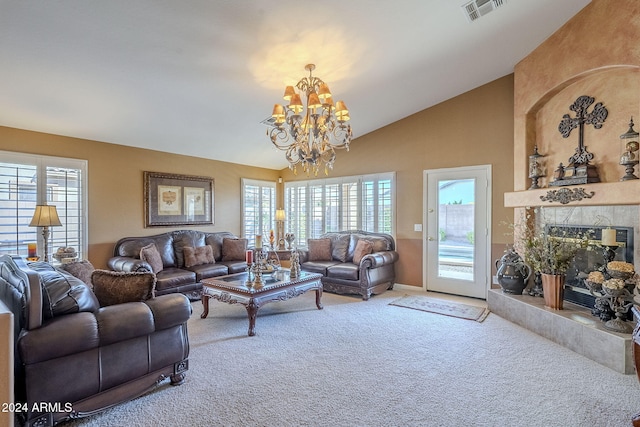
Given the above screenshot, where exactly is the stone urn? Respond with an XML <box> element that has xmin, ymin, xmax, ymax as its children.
<box><xmin>495</xmin><ymin>249</ymin><xmax>531</xmax><ymax>295</ymax></box>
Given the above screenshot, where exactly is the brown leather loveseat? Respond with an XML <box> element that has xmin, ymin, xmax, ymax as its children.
<box><xmin>108</xmin><ymin>230</ymin><xmax>248</xmax><ymax>298</ymax></box>
<box><xmin>0</xmin><ymin>255</ymin><xmax>190</xmax><ymax>427</ymax></box>
<box><xmin>298</xmin><ymin>230</ymin><xmax>399</xmax><ymax>300</ymax></box>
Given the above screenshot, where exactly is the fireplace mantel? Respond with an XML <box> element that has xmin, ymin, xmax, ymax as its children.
<box><xmin>504</xmin><ymin>181</ymin><xmax>640</xmax><ymax>208</ymax></box>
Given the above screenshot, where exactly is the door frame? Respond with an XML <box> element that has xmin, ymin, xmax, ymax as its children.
<box><xmin>422</xmin><ymin>164</ymin><xmax>492</xmax><ymax>299</ymax></box>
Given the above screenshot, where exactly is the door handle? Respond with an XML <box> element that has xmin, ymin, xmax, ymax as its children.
<box><xmin>428</xmin><ymin>236</ymin><xmax>434</xmax><ymax>241</ymax></box>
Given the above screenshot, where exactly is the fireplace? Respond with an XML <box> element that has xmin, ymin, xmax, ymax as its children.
<box><xmin>546</xmin><ymin>224</ymin><xmax>634</xmax><ymax>309</ymax></box>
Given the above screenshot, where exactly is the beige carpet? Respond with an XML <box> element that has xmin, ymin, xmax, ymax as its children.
<box><xmin>63</xmin><ymin>289</ymin><xmax>639</xmax><ymax>427</ymax></box>
<box><xmin>389</xmin><ymin>294</ymin><xmax>490</xmax><ymax>322</ymax></box>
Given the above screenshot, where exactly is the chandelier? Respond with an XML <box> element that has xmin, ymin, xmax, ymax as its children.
<box><xmin>268</xmin><ymin>64</ymin><xmax>352</xmax><ymax>176</ymax></box>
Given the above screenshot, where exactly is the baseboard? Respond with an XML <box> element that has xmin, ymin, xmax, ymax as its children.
<box><xmin>393</xmin><ymin>283</ymin><xmax>424</xmax><ymax>292</ymax></box>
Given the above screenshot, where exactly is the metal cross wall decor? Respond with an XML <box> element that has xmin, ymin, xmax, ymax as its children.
<box><xmin>558</xmin><ymin>95</ymin><xmax>608</xmax><ymax>167</ymax></box>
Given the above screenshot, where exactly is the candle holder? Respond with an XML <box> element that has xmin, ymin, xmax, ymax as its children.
<box><xmin>619</xmin><ymin>117</ymin><xmax>640</xmax><ymax>181</ymax></box>
<box><xmin>528</xmin><ymin>145</ymin><xmax>545</xmax><ymax>189</ymax></box>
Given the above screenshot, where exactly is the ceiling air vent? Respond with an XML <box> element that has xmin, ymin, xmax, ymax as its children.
<box><xmin>462</xmin><ymin>0</ymin><xmax>506</xmax><ymax>23</ymax></box>
<box><xmin>260</xmin><ymin>116</ymin><xmax>277</xmax><ymax>128</ymax></box>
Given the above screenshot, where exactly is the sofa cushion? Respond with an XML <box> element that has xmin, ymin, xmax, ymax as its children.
<box><xmin>96</xmin><ymin>301</ymin><xmax>155</xmax><ymax>346</ymax></box>
<box><xmin>301</xmin><ymin>260</ymin><xmax>340</xmax><ymax>276</ymax></box>
<box><xmin>172</xmin><ymin>230</ymin><xmax>206</xmax><ymax>268</ymax></box>
<box><xmin>222</xmin><ymin>238</ymin><xmax>248</xmax><ymax>261</ymax></box>
<box><xmin>331</xmin><ymin>234</ymin><xmax>351</xmax><ymax>262</ymax></box>
<box><xmin>28</xmin><ymin>262</ymin><xmax>100</xmax><ymax>319</ymax></box>
<box><xmin>118</xmin><ymin>234</ymin><xmax>176</xmax><ymax>267</ymax></box>
<box><xmin>187</xmin><ymin>262</ymin><xmax>229</xmax><ymax>281</ymax></box>
<box><xmin>59</xmin><ymin>260</ymin><xmax>95</xmax><ymax>289</ymax></box>
<box><xmin>308</xmin><ymin>238</ymin><xmax>332</xmax><ymax>261</ymax></box>
<box><xmin>92</xmin><ymin>270</ymin><xmax>156</xmax><ymax>307</ymax></box>
<box><xmin>155</xmin><ymin>268</ymin><xmax>197</xmax><ymax>292</ymax></box>
<box><xmin>326</xmin><ymin>263</ymin><xmax>359</xmax><ymax>281</ymax></box>
<box><xmin>140</xmin><ymin>243</ymin><xmax>164</xmax><ymax>273</ymax></box>
<box><xmin>353</xmin><ymin>239</ymin><xmax>374</xmax><ymax>264</ymax></box>
<box><xmin>205</xmin><ymin>232</ymin><xmax>237</xmax><ymax>261</ymax></box>
<box><xmin>184</xmin><ymin>245</ymin><xmax>214</xmax><ymax>268</ymax></box>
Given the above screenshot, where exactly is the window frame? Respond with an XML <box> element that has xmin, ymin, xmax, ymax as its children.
<box><xmin>0</xmin><ymin>150</ymin><xmax>88</xmax><ymax>260</ymax></box>
<box><xmin>284</xmin><ymin>172</ymin><xmax>396</xmax><ymax>247</ymax></box>
<box><xmin>241</xmin><ymin>178</ymin><xmax>277</xmax><ymax>247</ymax></box>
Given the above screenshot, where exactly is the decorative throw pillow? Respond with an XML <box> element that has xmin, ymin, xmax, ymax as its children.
<box><xmin>59</xmin><ymin>260</ymin><xmax>95</xmax><ymax>289</ymax></box>
<box><xmin>353</xmin><ymin>239</ymin><xmax>374</xmax><ymax>264</ymax></box>
<box><xmin>308</xmin><ymin>238</ymin><xmax>332</xmax><ymax>261</ymax></box>
<box><xmin>221</xmin><ymin>238</ymin><xmax>248</xmax><ymax>261</ymax></box>
<box><xmin>184</xmin><ymin>245</ymin><xmax>215</xmax><ymax>268</ymax></box>
<box><xmin>92</xmin><ymin>270</ymin><xmax>156</xmax><ymax>307</ymax></box>
<box><xmin>331</xmin><ymin>234</ymin><xmax>351</xmax><ymax>262</ymax></box>
<box><xmin>140</xmin><ymin>243</ymin><xmax>164</xmax><ymax>273</ymax></box>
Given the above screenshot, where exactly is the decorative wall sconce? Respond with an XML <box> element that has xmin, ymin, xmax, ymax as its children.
<box><xmin>528</xmin><ymin>145</ymin><xmax>544</xmax><ymax>189</ymax></box>
<box><xmin>619</xmin><ymin>117</ymin><xmax>639</xmax><ymax>181</ymax></box>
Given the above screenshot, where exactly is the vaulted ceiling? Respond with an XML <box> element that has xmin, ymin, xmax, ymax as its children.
<box><xmin>0</xmin><ymin>0</ymin><xmax>591</xmax><ymax>169</ymax></box>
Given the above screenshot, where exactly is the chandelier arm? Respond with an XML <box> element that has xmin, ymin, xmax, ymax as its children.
<box><xmin>269</xmin><ymin>127</ymin><xmax>294</xmax><ymax>150</ymax></box>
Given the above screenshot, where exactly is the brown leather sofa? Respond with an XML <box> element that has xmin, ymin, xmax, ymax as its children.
<box><xmin>0</xmin><ymin>255</ymin><xmax>190</xmax><ymax>427</ymax></box>
<box><xmin>108</xmin><ymin>230</ymin><xmax>248</xmax><ymax>298</ymax></box>
<box><xmin>298</xmin><ymin>230</ymin><xmax>399</xmax><ymax>300</ymax></box>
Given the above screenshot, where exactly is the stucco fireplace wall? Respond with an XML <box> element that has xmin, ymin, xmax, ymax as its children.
<box><xmin>513</xmin><ymin>0</ymin><xmax>640</xmax><ymax>192</ymax></box>
<box><xmin>508</xmin><ymin>0</ymin><xmax>640</xmax><ymax>267</ymax></box>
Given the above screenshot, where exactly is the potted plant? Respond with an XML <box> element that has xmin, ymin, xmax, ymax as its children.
<box><xmin>513</xmin><ymin>209</ymin><xmax>593</xmax><ymax>309</ymax></box>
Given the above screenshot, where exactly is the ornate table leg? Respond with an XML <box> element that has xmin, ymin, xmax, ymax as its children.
<box><xmin>245</xmin><ymin>302</ymin><xmax>259</xmax><ymax>336</ymax></box>
<box><xmin>315</xmin><ymin>287</ymin><xmax>323</xmax><ymax>310</ymax></box>
<box><xmin>200</xmin><ymin>294</ymin><xmax>210</xmax><ymax>319</ymax></box>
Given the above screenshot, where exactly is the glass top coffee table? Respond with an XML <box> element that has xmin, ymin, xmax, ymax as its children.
<box><xmin>200</xmin><ymin>269</ymin><xmax>323</xmax><ymax>336</ymax></box>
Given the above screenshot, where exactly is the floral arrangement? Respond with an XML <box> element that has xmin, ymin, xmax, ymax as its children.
<box><xmin>607</xmin><ymin>261</ymin><xmax>634</xmax><ymax>274</ymax></box>
<box><xmin>602</xmin><ymin>278</ymin><xmax>627</xmax><ymax>290</ymax></box>
<box><xmin>511</xmin><ymin>208</ymin><xmax>594</xmax><ymax>276</ymax></box>
<box><xmin>587</xmin><ymin>271</ymin><xmax>605</xmax><ymax>284</ymax></box>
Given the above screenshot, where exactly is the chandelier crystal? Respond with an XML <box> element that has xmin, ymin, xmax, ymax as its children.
<box><xmin>268</xmin><ymin>64</ymin><xmax>352</xmax><ymax>176</ymax></box>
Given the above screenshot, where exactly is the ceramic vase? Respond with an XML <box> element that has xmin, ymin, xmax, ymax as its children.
<box><xmin>495</xmin><ymin>249</ymin><xmax>531</xmax><ymax>295</ymax></box>
<box><xmin>541</xmin><ymin>273</ymin><xmax>565</xmax><ymax>310</ymax></box>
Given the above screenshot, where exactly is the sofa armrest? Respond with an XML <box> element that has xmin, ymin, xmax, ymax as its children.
<box><xmin>297</xmin><ymin>249</ymin><xmax>309</xmax><ymax>263</ymax></box>
<box><xmin>144</xmin><ymin>293</ymin><xmax>192</xmax><ymax>331</ymax></box>
<box><xmin>108</xmin><ymin>256</ymin><xmax>153</xmax><ymax>273</ymax></box>
<box><xmin>360</xmin><ymin>251</ymin><xmax>399</xmax><ymax>268</ymax></box>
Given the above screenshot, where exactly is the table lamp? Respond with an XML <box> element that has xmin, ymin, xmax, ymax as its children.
<box><xmin>29</xmin><ymin>205</ymin><xmax>62</xmax><ymax>262</ymax></box>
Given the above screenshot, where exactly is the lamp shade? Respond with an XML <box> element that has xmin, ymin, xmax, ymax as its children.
<box><xmin>29</xmin><ymin>205</ymin><xmax>62</xmax><ymax>227</ymax></box>
<box><xmin>275</xmin><ymin>208</ymin><xmax>286</xmax><ymax>221</ymax></box>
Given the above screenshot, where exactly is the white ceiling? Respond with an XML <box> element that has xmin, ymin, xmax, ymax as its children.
<box><xmin>0</xmin><ymin>0</ymin><xmax>591</xmax><ymax>170</ymax></box>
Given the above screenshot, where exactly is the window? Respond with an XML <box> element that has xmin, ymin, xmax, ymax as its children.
<box><xmin>284</xmin><ymin>172</ymin><xmax>395</xmax><ymax>246</ymax></box>
<box><xmin>0</xmin><ymin>151</ymin><xmax>87</xmax><ymax>261</ymax></box>
<box><xmin>241</xmin><ymin>178</ymin><xmax>276</xmax><ymax>247</ymax></box>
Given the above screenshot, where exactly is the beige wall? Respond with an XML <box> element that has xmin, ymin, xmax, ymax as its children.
<box><xmin>282</xmin><ymin>75</ymin><xmax>515</xmax><ymax>287</ymax></box>
<box><xmin>1</xmin><ymin>74</ymin><xmax>515</xmax><ymax>287</ymax></box>
<box><xmin>0</xmin><ymin>126</ymin><xmax>279</xmax><ymax>268</ymax></box>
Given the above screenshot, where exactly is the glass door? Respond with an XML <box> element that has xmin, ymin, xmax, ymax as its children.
<box><xmin>424</xmin><ymin>165</ymin><xmax>491</xmax><ymax>299</ymax></box>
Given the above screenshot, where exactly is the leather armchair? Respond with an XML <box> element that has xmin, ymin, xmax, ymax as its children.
<box><xmin>0</xmin><ymin>255</ymin><xmax>190</xmax><ymax>427</ymax></box>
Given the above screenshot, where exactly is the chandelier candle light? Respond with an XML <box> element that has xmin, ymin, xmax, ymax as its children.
<box><xmin>268</xmin><ymin>64</ymin><xmax>352</xmax><ymax>176</ymax></box>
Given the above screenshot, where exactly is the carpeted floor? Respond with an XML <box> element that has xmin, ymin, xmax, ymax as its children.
<box><xmin>64</xmin><ymin>289</ymin><xmax>639</xmax><ymax>427</ymax></box>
